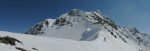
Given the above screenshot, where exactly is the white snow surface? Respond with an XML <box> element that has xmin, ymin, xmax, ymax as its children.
<box><xmin>0</xmin><ymin>31</ymin><xmax>139</xmax><ymax>51</ymax></box>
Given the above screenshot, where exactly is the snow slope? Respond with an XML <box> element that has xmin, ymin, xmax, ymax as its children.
<box><xmin>0</xmin><ymin>31</ymin><xmax>139</xmax><ymax>51</ymax></box>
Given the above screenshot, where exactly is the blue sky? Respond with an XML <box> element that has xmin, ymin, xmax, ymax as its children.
<box><xmin>0</xmin><ymin>0</ymin><xmax>149</xmax><ymax>34</ymax></box>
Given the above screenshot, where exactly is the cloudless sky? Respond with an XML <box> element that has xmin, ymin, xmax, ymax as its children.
<box><xmin>0</xmin><ymin>0</ymin><xmax>149</xmax><ymax>34</ymax></box>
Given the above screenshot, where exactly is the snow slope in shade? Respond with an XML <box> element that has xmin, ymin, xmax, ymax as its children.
<box><xmin>0</xmin><ymin>31</ymin><xmax>139</xmax><ymax>51</ymax></box>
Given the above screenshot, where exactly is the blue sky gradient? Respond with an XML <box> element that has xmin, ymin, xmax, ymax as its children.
<box><xmin>0</xmin><ymin>0</ymin><xmax>149</xmax><ymax>34</ymax></box>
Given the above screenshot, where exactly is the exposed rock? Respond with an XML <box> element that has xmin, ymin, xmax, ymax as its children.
<box><xmin>15</xmin><ymin>47</ymin><xmax>27</xmax><ymax>51</ymax></box>
<box><xmin>32</xmin><ymin>47</ymin><xmax>38</xmax><ymax>51</ymax></box>
<box><xmin>0</xmin><ymin>36</ymin><xmax>22</xmax><ymax>46</ymax></box>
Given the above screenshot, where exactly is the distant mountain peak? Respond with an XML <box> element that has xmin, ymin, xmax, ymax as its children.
<box><xmin>124</xmin><ymin>27</ymin><xmax>139</xmax><ymax>33</ymax></box>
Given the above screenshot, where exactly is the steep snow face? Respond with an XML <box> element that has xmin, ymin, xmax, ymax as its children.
<box><xmin>0</xmin><ymin>31</ymin><xmax>139</xmax><ymax>51</ymax></box>
<box><xmin>25</xmin><ymin>9</ymin><xmax>118</xmax><ymax>40</ymax></box>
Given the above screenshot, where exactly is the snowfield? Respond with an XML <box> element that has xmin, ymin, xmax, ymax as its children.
<box><xmin>0</xmin><ymin>31</ymin><xmax>139</xmax><ymax>51</ymax></box>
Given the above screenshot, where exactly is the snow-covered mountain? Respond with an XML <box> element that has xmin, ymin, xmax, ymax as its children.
<box><xmin>24</xmin><ymin>9</ymin><xmax>150</xmax><ymax>51</ymax></box>
<box><xmin>25</xmin><ymin>9</ymin><xmax>118</xmax><ymax>40</ymax></box>
<box><xmin>0</xmin><ymin>9</ymin><xmax>149</xmax><ymax>51</ymax></box>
